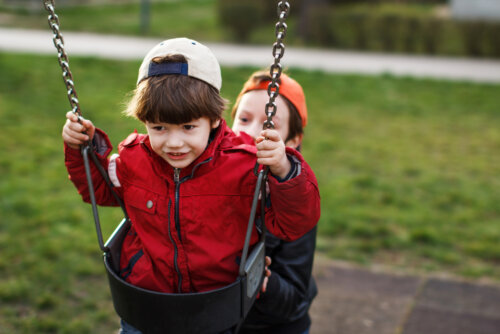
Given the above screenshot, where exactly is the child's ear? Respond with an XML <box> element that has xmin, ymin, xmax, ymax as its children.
<box><xmin>285</xmin><ymin>133</ymin><xmax>303</xmax><ymax>149</ymax></box>
<box><xmin>211</xmin><ymin>119</ymin><xmax>221</xmax><ymax>129</ymax></box>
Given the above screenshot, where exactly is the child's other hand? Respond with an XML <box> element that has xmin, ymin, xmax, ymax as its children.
<box><xmin>62</xmin><ymin>111</ymin><xmax>95</xmax><ymax>149</ymax></box>
<box><xmin>261</xmin><ymin>256</ymin><xmax>272</xmax><ymax>293</ymax></box>
<box><xmin>256</xmin><ymin>129</ymin><xmax>291</xmax><ymax>179</ymax></box>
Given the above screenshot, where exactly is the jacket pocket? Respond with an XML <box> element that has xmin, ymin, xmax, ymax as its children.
<box><xmin>124</xmin><ymin>185</ymin><xmax>168</xmax><ymax>217</ymax></box>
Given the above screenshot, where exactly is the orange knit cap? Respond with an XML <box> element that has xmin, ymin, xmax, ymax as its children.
<box><xmin>238</xmin><ymin>73</ymin><xmax>308</xmax><ymax>128</ymax></box>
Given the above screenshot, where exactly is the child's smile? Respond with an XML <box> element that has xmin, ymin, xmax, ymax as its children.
<box><xmin>166</xmin><ymin>152</ymin><xmax>188</xmax><ymax>160</ymax></box>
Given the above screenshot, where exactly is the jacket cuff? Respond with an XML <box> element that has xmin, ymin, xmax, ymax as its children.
<box><xmin>92</xmin><ymin>128</ymin><xmax>113</xmax><ymax>158</ymax></box>
<box><xmin>63</xmin><ymin>128</ymin><xmax>113</xmax><ymax>161</ymax></box>
<box><xmin>271</xmin><ymin>154</ymin><xmax>301</xmax><ymax>183</ymax></box>
<box><xmin>269</xmin><ymin>147</ymin><xmax>305</xmax><ymax>186</ymax></box>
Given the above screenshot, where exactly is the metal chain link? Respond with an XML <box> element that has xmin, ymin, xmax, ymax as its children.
<box><xmin>43</xmin><ymin>0</ymin><xmax>81</xmax><ymax>117</ymax></box>
<box><xmin>263</xmin><ymin>1</ymin><xmax>290</xmax><ymax>130</ymax></box>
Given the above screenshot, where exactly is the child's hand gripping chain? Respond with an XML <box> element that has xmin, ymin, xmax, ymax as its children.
<box><xmin>62</xmin><ymin>111</ymin><xmax>95</xmax><ymax>149</ymax></box>
<box><xmin>255</xmin><ymin>129</ymin><xmax>291</xmax><ymax>179</ymax></box>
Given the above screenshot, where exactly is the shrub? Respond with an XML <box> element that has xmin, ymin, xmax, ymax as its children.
<box><xmin>376</xmin><ymin>14</ymin><xmax>403</xmax><ymax>52</ymax></box>
<box><xmin>346</xmin><ymin>12</ymin><xmax>371</xmax><ymax>50</ymax></box>
<box><xmin>308</xmin><ymin>8</ymin><xmax>500</xmax><ymax>57</ymax></box>
<box><xmin>307</xmin><ymin>5</ymin><xmax>337</xmax><ymax>46</ymax></box>
<box><xmin>484</xmin><ymin>22</ymin><xmax>500</xmax><ymax>58</ymax></box>
<box><xmin>217</xmin><ymin>0</ymin><xmax>265</xmax><ymax>42</ymax></box>
<box><xmin>420</xmin><ymin>17</ymin><xmax>443</xmax><ymax>54</ymax></box>
<box><xmin>401</xmin><ymin>17</ymin><xmax>420</xmax><ymax>53</ymax></box>
<box><xmin>220</xmin><ymin>0</ymin><xmax>500</xmax><ymax>58</ymax></box>
<box><xmin>332</xmin><ymin>0</ymin><xmax>374</xmax><ymax>6</ymax></box>
<box><xmin>459</xmin><ymin>21</ymin><xmax>488</xmax><ymax>57</ymax></box>
<box><xmin>331</xmin><ymin>0</ymin><xmax>446</xmax><ymax>5</ymax></box>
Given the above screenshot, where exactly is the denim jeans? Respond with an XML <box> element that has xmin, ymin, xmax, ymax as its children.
<box><xmin>120</xmin><ymin>319</ymin><xmax>233</xmax><ymax>334</ymax></box>
<box><xmin>120</xmin><ymin>320</ymin><xmax>142</xmax><ymax>334</ymax></box>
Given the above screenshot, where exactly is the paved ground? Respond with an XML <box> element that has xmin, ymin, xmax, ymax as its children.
<box><xmin>1</xmin><ymin>27</ymin><xmax>500</xmax><ymax>83</ymax></box>
<box><xmin>310</xmin><ymin>254</ymin><xmax>500</xmax><ymax>334</ymax></box>
<box><xmin>3</xmin><ymin>27</ymin><xmax>500</xmax><ymax>333</ymax></box>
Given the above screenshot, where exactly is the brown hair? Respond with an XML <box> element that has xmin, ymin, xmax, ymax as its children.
<box><xmin>231</xmin><ymin>70</ymin><xmax>303</xmax><ymax>143</ymax></box>
<box><xmin>125</xmin><ymin>55</ymin><xmax>226</xmax><ymax>125</ymax></box>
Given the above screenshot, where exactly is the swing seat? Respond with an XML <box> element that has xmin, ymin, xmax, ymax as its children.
<box><xmin>80</xmin><ymin>144</ymin><xmax>268</xmax><ymax>334</ymax></box>
<box><xmin>104</xmin><ymin>218</ymin><xmax>265</xmax><ymax>334</ymax></box>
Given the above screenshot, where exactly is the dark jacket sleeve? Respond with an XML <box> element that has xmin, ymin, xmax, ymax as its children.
<box><xmin>265</xmin><ymin>148</ymin><xmax>321</xmax><ymax>241</ymax></box>
<box><xmin>241</xmin><ymin>226</ymin><xmax>318</xmax><ymax>331</ymax></box>
<box><xmin>64</xmin><ymin>128</ymin><xmax>122</xmax><ymax>206</ymax></box>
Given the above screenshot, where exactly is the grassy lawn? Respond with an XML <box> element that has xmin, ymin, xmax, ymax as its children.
<box><xmin>1</xmin><ymin>52</ymin><xmax>499</xmax><ymax>332</ymax></box>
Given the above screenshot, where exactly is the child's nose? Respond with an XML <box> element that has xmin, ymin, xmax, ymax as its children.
<box><xmin>165</xmin><ymin>134</ymin><xmax>183</xmax><ymax>148</ymax></box>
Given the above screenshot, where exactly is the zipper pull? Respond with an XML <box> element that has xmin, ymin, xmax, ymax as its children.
<box><xmin>174</xmin><ymin>168</ymin><xmax>180</xmax><ymax>184</ymax></box>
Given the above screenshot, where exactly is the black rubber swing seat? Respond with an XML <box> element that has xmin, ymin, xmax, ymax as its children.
<box><xmin>82</xmin><ymin>144</ymin><xmax>267</xmax><ymax>334</ymax></box>
<box><xmin>103</xmin><ymin>219</ymin><xmax>265</xmax><ymax>334</ymax></box>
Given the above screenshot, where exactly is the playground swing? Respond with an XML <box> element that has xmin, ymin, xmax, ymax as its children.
<box><xmin>43</xmin><ymin>0</ymin><xmax>290</xmax><ymax>333</ymax></box>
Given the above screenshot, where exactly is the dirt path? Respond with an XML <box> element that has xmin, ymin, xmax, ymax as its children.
<box><xmin>309</xmin><ymin>253</ymin><xmax>500</xmax><ymax>334</ymax></box>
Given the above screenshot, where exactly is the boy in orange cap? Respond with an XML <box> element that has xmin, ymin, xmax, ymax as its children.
<box><xmin>232</xmin><ymin>70</ymin><xmax>317</xmax><ymax>334</ymax></box>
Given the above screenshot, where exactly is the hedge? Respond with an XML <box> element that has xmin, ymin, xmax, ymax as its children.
<box><xmin>217</xmin><ymin>1</ymin><xmax>500</xmax><ymax>58</ymax></box>
<box><xmin>307</xmin><ymin>8</ymin><xmax>500</xmax><ymax>58</ymax></box>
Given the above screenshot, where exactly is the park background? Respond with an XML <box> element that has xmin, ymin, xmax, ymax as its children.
<box><xmin>0</xmin><ymin>0</ymin><xmax>499</xmax><ymax>333</ymax></box>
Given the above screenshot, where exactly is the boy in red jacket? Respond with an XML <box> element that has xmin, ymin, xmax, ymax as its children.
<box><xmin>62</xmin><ymin>38</ymin><xmax>320</xmax><ymax>333</ymax></box>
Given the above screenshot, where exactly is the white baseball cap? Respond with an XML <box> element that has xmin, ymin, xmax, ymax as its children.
<box><xmin>137</xmin><ymin>37</ymin><xmax>222</xmax><ymax>91</ymax></box>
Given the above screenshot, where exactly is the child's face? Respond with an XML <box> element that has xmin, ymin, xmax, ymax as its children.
<box><xmin>146</xmin><ymin>117</ymin><xmax>220</xmax><ymax>169</ymax></box>
<box><xmin>233</xmin><ymin>90</ymin><xmax>299</xmax><ymax>148</ymax></box>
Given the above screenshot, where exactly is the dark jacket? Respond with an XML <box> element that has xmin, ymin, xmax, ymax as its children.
<box><xmin>240</xmin><ymin>225</ymin><xmax>318</xmax><ymax>334</ymax></box>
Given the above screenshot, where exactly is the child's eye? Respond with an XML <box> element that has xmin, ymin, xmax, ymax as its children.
<box><xmin>239</xmin><ymin>117</ymin><xmax>249</xmax><ymax>124</ymax></box>
<box><xmin>183</xmin><ymin>125</ymin><xmax>195</xmax><ymax>130</ymax></box>
<box><xmin>153</xmin><ymin>126</ymin><xmax>165</xmax><ymax>131</ymax></box>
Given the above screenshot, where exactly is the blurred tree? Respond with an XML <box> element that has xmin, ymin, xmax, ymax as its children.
<box><xmin>140</xmin><ymin>0</ymin><xmax>150</xmax><ymax>34</ymax></box>
<box><xmin>299</xmin><ymin>0</ymin><xmax>329</xmax><ymax>41</ymax></box>
<box><xmin>217</xmin><ymin>0</ymin><xmax>265</xmax><ymax>42</ymax></box>
<box><xmin>460</xmin><ymin>21</ymin><xmax>487</xmax><ymax>57</ymax></box>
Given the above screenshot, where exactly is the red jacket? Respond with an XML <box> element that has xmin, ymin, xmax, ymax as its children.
<box><xmin>64</xmin><ymin>120</ymin><xmax>320</xmax><ymax>293</ymax></box>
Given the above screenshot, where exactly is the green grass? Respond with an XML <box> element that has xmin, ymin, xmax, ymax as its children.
<box><xmin>304</xmin><ymin>72</ymin><xmax>500</xmax><ymax>277</ymax></box>
<box><xmin>1</xmin><ymin>52</ymin><xmax>499</xmax><ymax>332</ymax></box>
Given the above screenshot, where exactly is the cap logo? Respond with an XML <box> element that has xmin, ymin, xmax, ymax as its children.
<box><xmin>147</xmin><ymin>62</ymin><xmax>188</xmax><ymax>78</ymax></box>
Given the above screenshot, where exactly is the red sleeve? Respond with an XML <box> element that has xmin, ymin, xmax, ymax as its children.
<box><xmin>264</xmin><ymin>148</ymin><xmax>321</xmax><ymax>241</ymax></box>
<box><xmin>64</xmin><ymin>128</ymin><xmax>122</xmax><ymax>206</ymax></box>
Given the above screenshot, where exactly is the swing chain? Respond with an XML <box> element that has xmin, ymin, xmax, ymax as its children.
<box><xmin>263</xmin><ymin>1</ymin><xmax>290</xmax><ymax>130</ymax></box>
<box><xmin>43</xmin><ymin>0</ymin><xmax>81</xmax><ymax>117</ymax></box>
